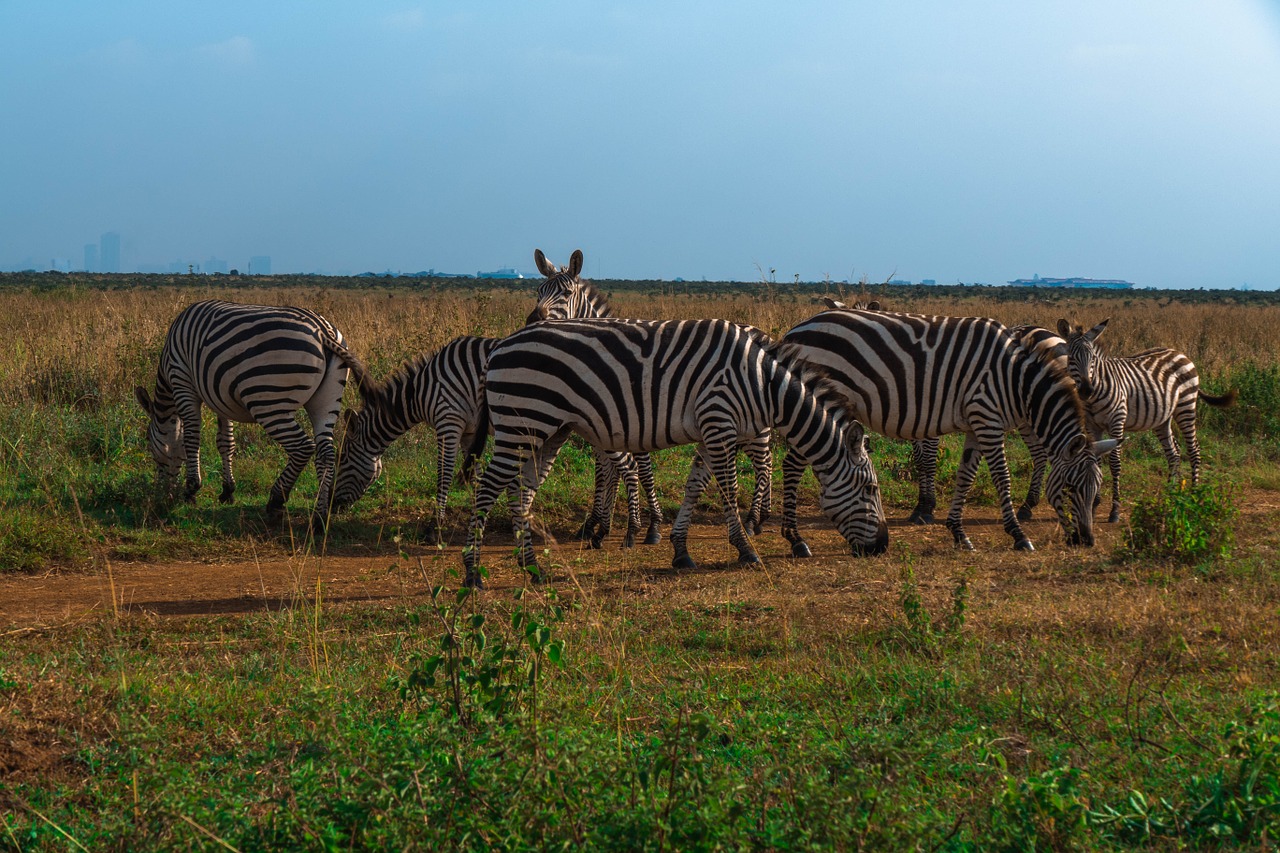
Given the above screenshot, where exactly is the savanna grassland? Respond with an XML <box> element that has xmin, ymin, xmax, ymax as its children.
<box><xmin>1</xmin><ymin>273</ymin><xmax>1279</xmax><ymax>850</ymax></box>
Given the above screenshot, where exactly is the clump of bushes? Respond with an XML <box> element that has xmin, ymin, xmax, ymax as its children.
<box><xmin>1122</xmin><ymin>478</ymin><xmax>1237</xmax><ymax>568</ymax></box>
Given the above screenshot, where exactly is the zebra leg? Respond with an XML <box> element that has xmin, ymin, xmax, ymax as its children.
<box><xmin>908</xmin><ymin>439</ymin><xmax>939</xmax><ymax>524</ymax></box>
<box><xmin>216</xmin><ymin>417</ymin><xmax>236</xmax><ymax>504</ymax></box>
<box><xmin>703</xmin><ymin>439</ymin><xmax>759</xmax><ymax>565</ymax></box>
<box><xmin>944</xmin><ymin>438</ymin><xmax>982</xmax><ymax>550</ymax></box>
<box><xmin>175</xmin><ymin>397</ymin><xmax>204</xmax><ymax>502</ymax></box>
<box><xmin>636</xmin><ymin>452</ymin><xmax>664</xmax><ymax>546</ymax></box>
<box><xmin>575</xmin><ymin>449</ymin><xmax>612</xmax><ymax>543</ymax></box>
<box><xmin>434</xmin><ymin>421</ymin><xmax>466</xmax><ymax>543</ymax></box>
<box><xmin>745</xmin><ymin>431</ymin><xmax>773</xmax><ymax>536</ymax></box>
<box><xmin>612</xmin><ymin>453</ymin><xmax>644</xmax><ymax>550</ymax></box>
<box><xmin>463</xmin><ymin>433</ymin><xmax>527</xmax><ymax>588</ymax></box>
<box><xmin>1016</xmin><ymin>425</ymin><xmax>1048</xmax><ymax>521</ymax></box>
<box><xmin>1105</xmin><ymin>417</ymin><xmax>1131</xmax><ymax>523</ymax></box>
<box><xmin>780</xmin><ymin>446</ymin><xmax>813</xmax><ymax>558</ymax></box>
<box><xmin>512</xmin><ymin>430</ymin><xmax>571</xmax><ymax>582</ymax></box>
<box><xmin>1175</xmin><ymin>404</ymin><xmax>1202</xmax><ymax>486</ymax></box>
<box><xmin>259</xmin><ymin>413</ymin><xmax>316</xmax><ymax>519</ymax></box>
<box><xmin>670</xmin><ymin>452</ymin><xmax>714</xmax><ymax>570</ymax></box>
<box><xmin>970</xmin><ymin>428</ymin><xmax>1033</xmax><ymax>550</ymax></box>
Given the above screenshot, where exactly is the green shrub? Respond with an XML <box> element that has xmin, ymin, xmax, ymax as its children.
<box><xmin>1122</xmin><ymin>478</ymin><xmax>1237</xmax><ymax>568</ymax></box>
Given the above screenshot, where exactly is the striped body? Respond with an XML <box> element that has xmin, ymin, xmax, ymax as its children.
<box><xmin>1060</xmin><ymin>318</ymin><xmax>1236</xmax><ymax>520</ymax></box>
<box><xmin>462</xmin><ymin>317</ymin><xmax>887</xmax><ymax>586</ymax></box>
<box><xmin>779</xmin><ymin>309</ymin><xmax>1112</xmax><ymax>551</ymax></box>
<box><xmin>329</xmin><ymin>336</ymin><xmax>496</xmax><ymax>535</ymax></box>
<box><xmin>529</xmin><ymin>249</ymin><xmax>773</xmax><ymax>539</ymax></box>
<box><xmin>134</xmin><ymin>299</ymin><xmax>367</xmax><ymax>521</ymax></box>
<box><xmin>910</xmin><ymin>323</ymin><xmax>1071</xmax><ymax>525</ymax></box>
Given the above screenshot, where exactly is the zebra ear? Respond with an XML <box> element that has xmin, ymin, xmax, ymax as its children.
<box><xmin>567</xmin><ymin>249</ymin><xmax>584</xmax><ymax>278</ymax></box>
<box><xmin>134</xmin><ymin>386</ymin><xmax>154</xmax><ymax>415</ymax></box>
<box><xmin>865</xmin><ymin>300</ymin><xmax>882</xmax><ymax>311</ymax></box>
<box><xmin>534</xmin><ymin>249</ymin><xmax>557</xmax><ymax>279</ymax></box>
<box><xmin>1091</xmin><ymin>438</ymin><xmax>1120</xmax><ymax>456</ymax></box>
<box><xmin>1085</xmin><ymin>318</ymin><xmax>1109</xmax><ymax>342</ymax></box>
<box><xmin>821</xmin><ymin>297</ymin><xmax>845</xmax><ymax>309</ymax></box>
<box><xmin>1056</xmin><ymin>319</ymin><xmax>1072</xmax><ymax>338</ymax></box>
<box><xmin>339</xmin><ymin>406</ymin><xmax>359</xmax><ymax>434</ymax></box>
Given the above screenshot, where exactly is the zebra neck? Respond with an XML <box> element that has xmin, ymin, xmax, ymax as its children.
<box><xmin>151</xmin><ymin>372</ymin><xmax>178</xmax><ymax>419</ymax></box>
<box><xmin>367</xmin><ymin>366</ymin><xmax>431</xmax><ymax>448</ymax></box>
<box><xmin>769</xmin><ymin>364</ymin><xmax>843</xmax><ymax>473</ymax></box>
<box><xmin>1016</xmin><ymin>355</ymin><xmax>1087</xmax><ymax>458</ymax></box>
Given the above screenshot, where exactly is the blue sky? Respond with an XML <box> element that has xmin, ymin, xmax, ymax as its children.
<box><xmin>3</xmin><ymin>1</ymin><xmax>1279</xmax><ymax>286</ymax></box>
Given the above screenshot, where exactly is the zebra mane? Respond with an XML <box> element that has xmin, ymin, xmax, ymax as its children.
<box><xmin>362</xmin><ymin>350</ymin><xmax>430</xmax><ymax>410</ymax></box>
<box><xmin>324</xmin><ymin>334</ymin><xmax>377</xmax><ymax>401</ymax></box>
<box><xmin>769</xmin><ymin>340</ymin><xmax>863</xmax><ymax>436</ymax></box>
<box><xmin>1012</xmin><ymin>329</ymin><xmax>1088</xmax><ymax>428</ymax></box>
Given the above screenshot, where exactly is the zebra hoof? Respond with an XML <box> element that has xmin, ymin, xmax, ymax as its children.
<box><xmin>672</xmin><ymin>554</ymin><xmax>697</xmax><ymax>571</ymax></box>
<box><xmin>525</xmin><ymin>567</ymin><xmax>547</xmax><ymax>585</ymax></box>
<box><xmin>1107</xmin><ymin>509</ymin><xmax>1121</xmax><ymax>524</ymax></box>
<box><xmin>574</xmin><ymin>521</ymin><xmax>595</xmax><ymax>541</ymax></box>
<box><xmin>1016</xmin><ymin>505</ymin><xmax>1033</xmax><ymax>522</ymax></box>
<box><xmin>588</xmin><ymin>536</ymin><xmax>605</xmax><ymax>550</ymax></box>
<box><xmin>621</xmin><ymin>533</ymin><xmax>635</xmax><ymax>549</ymax></box>
<box><xmin>790</xmin><ymin>541</ymin><xmax>813</xmax><ymax>559</ymax></box>
<box><xmin>738</xmin><ymin>550</ymin><xmax>761</xmax><ymax>565</ymax></box>
<box><xmin>907</xmin><ymin>510</ymin><xmax>935</xmax><ymax>525</ymax></box>
<box><xmin>218</xmin><ymin>486</ymin><xmax>235</xmax><ymax>504</ymax></box>
<box><xmin>463</xmin><ymin>571</ymin><xmax>485</xmax><ymax>590</ymax></box>
<box><xmin>1014</xmin><ymin>538</ymin><xmax>1035</xmax><ymax>552</ymax></box>
<box><xmin>643</xmin><ymin>529</ymin><xmax>662</xmax><ymax>546</ymax></box>
<box><xmin>309</xmin><ymin>513</ymin><xmax>328</xmax><ymax>537</ymax></box>
<box><xmin>954</xmin><ymin>537</ymin><xmax>975</xmax><ymax>552</ymax></box>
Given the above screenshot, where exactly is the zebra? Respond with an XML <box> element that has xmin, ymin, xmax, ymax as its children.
<box><xmin>133</xmin><ymin>299</ymin><xmax>372</xmax><ymax>522</ymax></box>
<box><xmin>528</xmin><ymin>248</ymin><xmax>774</xmax><ymax>539</ymax></box>
<box><xmin>461</xmin><ymin>317</ymin><xmax>888</xmax><ymax>588</ymax></box>
<box><xmin>778</xmin><ymin>308</ymin><xmax>1118</xmax><ymax>554</ymax></box>
<box><xmin>325</xmin><ymin>335</ymin><xmax>655</xmax><ymax>548</ymax></box>
<box><xmin>908</xmin><ymin>323</ymin><xmax>1072</xmax><ymax>525</ymax></box>
<box><xmin>1059</xmin><ymin>318</ymin><xmax>1237</xmax><ymax>522</ymax></box>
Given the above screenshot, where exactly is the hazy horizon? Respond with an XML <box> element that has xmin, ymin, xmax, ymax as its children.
<box><xmin>3</xmin><ymin>2</ymin><xmax>1279</xmax><ymax>288</ymax></box>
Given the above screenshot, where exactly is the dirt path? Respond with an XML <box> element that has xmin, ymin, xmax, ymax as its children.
<box><xmin>2</xmin><ymin>493</ymin><xmax>1275</xmax><ymax>631</ymax></box>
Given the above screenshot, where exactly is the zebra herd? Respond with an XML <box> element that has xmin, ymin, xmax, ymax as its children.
<box><xmin>134</xmin><ymin>250</ymin><xmax>1236</xmax><ymax>588</ymax></box>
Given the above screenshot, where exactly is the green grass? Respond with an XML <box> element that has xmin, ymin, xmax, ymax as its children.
<box><xmin>2</xmin><ymin>572</ymin><xmax>1277</xmax><ymax>850</ymax></box>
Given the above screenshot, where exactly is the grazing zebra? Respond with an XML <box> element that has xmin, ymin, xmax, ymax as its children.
<box><xmin>778</xmin><ymin>309</ymin><xmax>1118</xmax><ymax>553</ymax></box>
<box><xmin>326</xmin><ymin>335</ymin><xmax>653</xmax><ymax>548</ymax></box>
<box><xmin>908</xmin><ymin>323</ymin><xmax>1072</xmax><ymax>525</ymax></box>
<box><xmin>529</xmin><ymin>248</ymin><xmax>774</xmax><ymax>538</ymax></box>
<box><xmin>461</xmin><ymin>317</ymin><xmax>888</xmax><ymax>588</ymax></box>
<box><xmin>133</xmin><ymin>299</ymin><xmax>372</xmax><ymax>521</ymax></box>
<box><xmin>1059</xmin><ymin>318</ymin><xmax>1237</xmax><ymax>522</ymax></box>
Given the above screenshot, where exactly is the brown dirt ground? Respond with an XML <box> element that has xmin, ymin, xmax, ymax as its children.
<box><xmin>2</xmin><ymin>493</ymin><xmax>1277</xmax><ymax>644</ymax></box>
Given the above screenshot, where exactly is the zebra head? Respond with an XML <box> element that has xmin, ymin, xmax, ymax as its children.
<box><xmin>330</xmin><ymin>407</ymin><xmax>383</xmax><ymax>512</ymax></box>
<box><xmin>1045</xmin><ymin>433</ymin><xmax>1120</xmax><ymax>547</ymax></box>
<box><xmin>817</xmin><ymin>419</ymin><xmax>890</xmax><ymax>556</ymax></box>
<box><xmin>133</xmin><ymin>385</ymin><xmax>184</xmax><ymax>483</ymax></box>
<box><xmin>527</xmin><ymin>248</ymin><xmax>597</xmax><ymax>323</ymax></box>
<box><xmin>1057</xmin><ymin>318</ymin><xmax>1109</xmax><ymax>398</ymax></box>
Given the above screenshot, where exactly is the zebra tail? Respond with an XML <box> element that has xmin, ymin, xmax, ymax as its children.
<box><xmin>1200</xmin><ymin>387</ymin><xmax>1238</xmax><ymax>408</ymax></box>
<box><xmin>460</xmin><ymin>383</ymin><xmax>490</xmax><ymax>482</ymax></box>
<box><xmin>321</xmin><ymin>332</ymin><xmax>378</xmax><ymax>401</ymax></box>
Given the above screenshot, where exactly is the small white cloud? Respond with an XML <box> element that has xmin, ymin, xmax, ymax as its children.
<box><xmin>382</xmin><ymin>9</ymin><xmax>426</xmax><ymax>31</ymax></box>
<box><xmin>199</xmin><ymin>35</ymin><xmax>254</xmax><ymax>67</ymax></box>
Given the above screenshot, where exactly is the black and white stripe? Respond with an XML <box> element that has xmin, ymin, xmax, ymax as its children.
<box><xmin>327</xmin><ymin>335</ymin><xmax>496</xmax><ymax>535</ymax></box>
<box><xmin>133</xmin><ymin>299</ymin><xmax>370</xmax><ymax>522</ymax></box>
<box><xmin>461</xmin><ymin>317</ymin><xmax>888</xmax><ymax>587</ymax></box>
<box><xmin>529</xmin><ymin>249</ymin><xmax>774</xmax><ymax>538</ymax></box>
<box><xmin>327</xmin><ymin>334</ymin><xmax>655</xmax><ymax>547</ymax></box>
<box><xmin>908</xmin><ymin>323</ymin><xmax>1070</xmax><ymax>525</ymax></box>
<box><xmin>1060</xmin><ymin>318</ymin><xmax>1237</xmax><ymax>521</ymax></box>
<box><xmin>779</xmin><ymin>308</ymin><xmax>1117</xmax><ymax>552</ymax></box>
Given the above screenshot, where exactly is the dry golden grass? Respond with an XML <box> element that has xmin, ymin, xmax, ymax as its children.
<box><xmin>3</xmin><ymin>284</ymin><xmax>1274</xmax><ymax>403</ymax></box>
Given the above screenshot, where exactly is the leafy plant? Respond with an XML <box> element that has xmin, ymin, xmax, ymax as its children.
<box><xmin>990</xmin><ymin>765</ymin><xmax>1089</xmax><ymax>852</ymax></box>
<box><xmin>893</xmin><ymin>548</ymin><xmax>968</xmax><ymax>657</ymax></box>
<box><xmin>395</xmin><ymin>583</ymin><xmax>567</xmax><ymax>726</ymax></box>
<box><xmin>1122</xmin><ymin>477</ymin><xmax>1237</xmax><ymax>568</ymax></box>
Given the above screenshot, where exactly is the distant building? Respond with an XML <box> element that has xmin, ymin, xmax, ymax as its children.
<box><xmin>477</xmin><ymin>267</ymin><xmax>524</xmax><ymax>279</ymax></box>
<box><xmin>100</xmin><ymin>232</ymin><xmax>121</xmax><ymax>273</ymax></box>
<box><xmin>249</xmin><ymin>255</ymin><xmax>271</xmax><ymax>275</ymax></box>
<box><xmin>1008</xmin><ymin>274</ymin><xmax>1133</xmax><ymax>290</ymax></box>
<box><xmin>204</xmin><ymin>256</ymin><xmax>229</xmax><ymax>274</ymax></box>
<box><xmin>84</xmin><ymin>244</ymin><xmax>98</xmax><ymax>272</ymax></box>
<box><xmin>49</xmin><ymin>257</ymin><xmax>72</xmax><ymax>272</ymax></box>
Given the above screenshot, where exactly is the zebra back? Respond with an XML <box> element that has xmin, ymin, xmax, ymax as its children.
<box><xmin>331</xmin><ymin>335</ymin><xmax>497</xmax><ymax>510</ymax></box>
